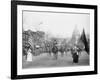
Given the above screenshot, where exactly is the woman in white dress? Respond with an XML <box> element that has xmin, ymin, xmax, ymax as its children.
<box><xmin>27</xmin><ymin>48</ymin><xmax>33</xmax><ymax>62</ymax></box>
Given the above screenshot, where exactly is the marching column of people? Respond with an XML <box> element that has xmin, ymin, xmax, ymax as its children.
<box><xmin>23</xmin><ymin>41</ymin><xmax>85</xmax><ymax>64</ymax></box>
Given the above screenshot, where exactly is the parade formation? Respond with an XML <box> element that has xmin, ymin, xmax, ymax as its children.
<box><xmin>22</xmin><ymin>27</ymin><xmax>89</xmax><ymax>65</ymax></box>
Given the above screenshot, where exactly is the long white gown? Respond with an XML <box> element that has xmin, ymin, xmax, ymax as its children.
<box><xmin>27</xmin><ymin>51</ymin><xmax>32</xmax><ymax>62</ymax></box>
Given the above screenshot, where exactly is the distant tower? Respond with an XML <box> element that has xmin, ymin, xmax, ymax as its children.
<box><xmin>71</xmin><ymin>25</ymin><xmax>80</xmax><ymax>44</ymax></box>
<box><xmin>72</xmin><ymin>25</ymin><xmax>80</xmax><ymax>38</ymax></box>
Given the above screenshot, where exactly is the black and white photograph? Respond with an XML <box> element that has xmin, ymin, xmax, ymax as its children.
<box><xmin>22</xmin><ymin>10</ymin><xmax>90</xmax><ymax>69</ymax></box>
<box><xmin>11</xmin><ymin>1</ymin><xmax>97</xmax><ymax>79</ymax></box>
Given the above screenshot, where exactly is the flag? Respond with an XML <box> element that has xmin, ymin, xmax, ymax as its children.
<box><xmin>80</xmin><ymin>29</ymin><xmax>89</xmax><ymax>54</ymax></box>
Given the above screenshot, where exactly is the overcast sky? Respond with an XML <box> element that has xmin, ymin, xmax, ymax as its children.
<box><xmin>23</xmin><ymin>11</ymin><xmax>90</xmax><ymax>38</ymax></box>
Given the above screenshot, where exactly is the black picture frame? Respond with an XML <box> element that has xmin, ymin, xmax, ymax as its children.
<box><xmin>11</xmin><ymin>0</ymin><xmax>98</xmax><ymax>79</ymax></box>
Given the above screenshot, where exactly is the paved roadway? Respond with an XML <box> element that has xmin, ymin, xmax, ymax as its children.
<box><xmin>22</xmin><ymin>51</ymin><xmax>89</xmax><ymax>69</ymax></box>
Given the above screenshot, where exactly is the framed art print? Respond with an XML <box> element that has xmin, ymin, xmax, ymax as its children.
<box><xmin>11</xmin><ymin>1</ymin><xmax>97</xmax><ymax>79</ymax></box>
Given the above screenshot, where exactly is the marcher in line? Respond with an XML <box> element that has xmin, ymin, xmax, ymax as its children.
<box><xmin>26</xmin><ymin>48</ymin><xmax>33</xmax><ymax>62</ymax></box>
<box><xmin>72</xmin><ymin>45</ymin><xmax>79</xmax><ymax>63</ymax></box>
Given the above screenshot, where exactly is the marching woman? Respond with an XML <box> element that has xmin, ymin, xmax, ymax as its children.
<box><xmin>52</xmin><ymin>40</ymin><xmax>58</xmax><ymax>60</ymax></box>
<box><xmin>26</xmin><ymin>48</ymin><xmax>33</xmax><ymax>62</ymax></box>
<box><xmin>52</xmin><ymin>45</ymin><xmax>58</xmax><ymax>60</ymax></box>
<box><xmin>72</xmin><ymin>45</ymin><xmax>79</xmax><ymax>63</ymax></box>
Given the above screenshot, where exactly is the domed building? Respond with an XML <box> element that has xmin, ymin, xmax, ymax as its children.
<box><xmin>70</xmin><ymin>26</ymin><xmax>80</xmax><ymax>45</ymax></box>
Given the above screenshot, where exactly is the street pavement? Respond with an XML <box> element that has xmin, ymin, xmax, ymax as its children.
<box><xmin>22</xmin><ymin>51</ymin><xmax>89</xmax><ymax>69</ymax></box>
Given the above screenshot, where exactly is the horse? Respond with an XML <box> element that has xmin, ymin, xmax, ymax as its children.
<box><xmin>59</xmin><ymin>45</ymin><xmax>66</xmax><ymax>57</ymax></box>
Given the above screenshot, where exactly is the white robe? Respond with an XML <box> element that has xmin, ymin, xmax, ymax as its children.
<box><xmin>27</xmin><ymin>51</ymin><xmax>32</xmax><ymax>62</ymax></box>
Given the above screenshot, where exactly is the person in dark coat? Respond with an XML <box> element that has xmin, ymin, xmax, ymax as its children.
<box><xmin>52</xmin><ymin>45</ymin><xmax>58</xmax><ymax>60</ymax></box>
<box><xmin>52</xmin><ymin>40</ymin><xmax>58</xmax><ymax>60</ymax></box>
<box><xmin>59</xmin><ymin>46</ymin><xmax>65</xmax><ymax>57</ymax></box>
<box><xmin>72</xmin><ymin>46</ymin><xmax>79</xmax><ymax>63</ymax></box>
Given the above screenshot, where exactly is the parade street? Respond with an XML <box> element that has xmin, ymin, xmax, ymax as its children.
<box><xmin>22</xmin><ymin>51</ymin><xmax>89</xmax><ymax>69</ymax></box>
